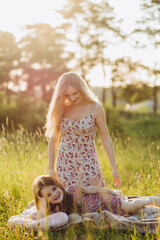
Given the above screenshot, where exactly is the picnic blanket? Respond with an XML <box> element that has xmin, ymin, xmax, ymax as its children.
<box><xmin>7</xmin><ymin>196</ymin><xmax>160</xmax><ymax>234</ymax></box>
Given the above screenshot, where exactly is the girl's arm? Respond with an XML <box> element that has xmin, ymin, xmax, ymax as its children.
<box><xmin>66</xmin><ymin>185</ymin><xmax>120</xmax><ymax>206</ymax></box>
<box><xmin>82</xmin><ymin>186</ymin><xmax>120</xmax><ymax>196</ymax></box>
<box><xmin>36</xmin><ymin>197</ymin><xmax>48</xmax><ymax>220</ymax></box>
<box><xmin>48</xmin><ymin>131</ymin><xmax>61</xmax><ymax>177</ymax></box>
<box><xmin>95</xmin><ymin>103</ymin><xmax>121</xmax><ymax>187</ymax></box>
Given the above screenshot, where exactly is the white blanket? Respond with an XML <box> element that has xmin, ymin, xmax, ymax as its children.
<box><xmin>7</xmin><ymin>197</ymin><xmax>160</xmax><ymax>234</ymax></box>
<box><xmin>7</xmin><ymin>206</ymin><xmax>68</xmax><ymax>231</ymax></box>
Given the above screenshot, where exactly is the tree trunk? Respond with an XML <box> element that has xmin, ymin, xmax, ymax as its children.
<box><xmin>102</xmin><ymin>87</ymin><xmax>106</xmax><ymax>103</ymax></box>
<box><xmin>101</xmin><ymin>64</ymin><xmax>106</xmax><ymax>103</ymax></box>
<box><xmin>112</xmin><ymin>85</ymin><xmax>116</xmax><ymax>108</ymax></box>
<box><xmin>153</xmin><ymin>85</ymin><xmax>158</xmax><ymax>114</ymax></box>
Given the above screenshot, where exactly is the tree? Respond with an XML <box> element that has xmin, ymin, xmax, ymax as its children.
<box><xmin>149</xmin><ymin>65</ymin><xmax>160</xmax><ymax>114</ymax></box>
<box><xmin>119</xmin><ymin>82</ymin><xmax>153</xmax><ymax>105</ymax></box>
<box><xmin>58</xmin><ymin>0</ymin><xmax>125</xmax><ymax>102</ymax></box>
<box><xmin>0</xmin><ymin>31</ymin><xmax>21</xmax><ymax>93</ymax></box>
<box><xmin>136</xmin><ymin>0</ymin><xmax>160</xmax><ymax>47</ymax></box>
<box><xmin>110</xmin><ymin>57</ymin><xmax>142</xmax><ymax>107</ymax></box>
<box><xmin>131</xmin><ymin>0</ymin><xmax>160</xmax><ymax>113</ymax></box>
<box><xmin>19</xmin><ymin>24</ymin><xmax>68</xmax><ymax>101</ymax></box>
<box><xmin>135</xmin><ymin>62</ymin><xmax>160</xmax><ymax>114</ymax></box>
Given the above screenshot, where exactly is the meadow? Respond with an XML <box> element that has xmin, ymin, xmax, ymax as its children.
<box><xmin>0</xmin><ymin>112</ymin><xmax>160</xmax><ymax>239</ymax></box>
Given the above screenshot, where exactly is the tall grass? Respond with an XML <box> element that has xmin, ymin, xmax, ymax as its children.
<box><xmin>0</xmin><ymin>114</ymin><xmax>160</xmax><ymax>239</ymax></box>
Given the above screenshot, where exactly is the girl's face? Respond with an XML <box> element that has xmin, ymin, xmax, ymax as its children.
<box><xmin>65</xmin><ymin>86</ymin><xmax>82</xmax><ymax>105</ymax></box>
<box><xmin>41</xmin><ymin>185</ymin><xmax>63</xmax><ymax>205</ymax></box>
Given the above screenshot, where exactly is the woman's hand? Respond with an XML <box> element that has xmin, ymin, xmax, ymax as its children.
<box><xmin>112</xmin><ymin>169</ymin><xmax>121</xmax><ymax>188</ymax></box>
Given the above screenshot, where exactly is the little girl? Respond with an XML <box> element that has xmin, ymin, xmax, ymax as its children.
<box><xmin>7</xmin><ymin>175</ymin><xmax>70</xmax><ymax>230</ymax></box>
<box><xmin>33</xmin><ymin>175</ymin><xmax>160</xmax><ymax>218</ymax></box>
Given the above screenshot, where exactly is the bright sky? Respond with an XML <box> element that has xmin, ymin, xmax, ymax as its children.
<box><xmin>0</xmin><ymin>0</ymin><xmax>159</xmax><ymax>87</ymax></box>
<box><xmin>0</xmin><ymin>0</ymin><xmax>65</xmax><ymax>39</ymax></box>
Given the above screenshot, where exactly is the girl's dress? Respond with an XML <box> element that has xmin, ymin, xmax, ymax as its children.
<box><xmin>56</xmin><ymin>103</ymin><xmax>106</xmax><ymax>189</ymax></box>
<box><xmin>68</xmin><ymin>184</ymin><xmax>123</xmax><ymax>215</ymax></box>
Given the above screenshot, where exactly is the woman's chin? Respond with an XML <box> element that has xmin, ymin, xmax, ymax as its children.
<box><xmin>73</xmin><ymin>100</ymin><xmax>80</xmax><ymax>105</ymax></box>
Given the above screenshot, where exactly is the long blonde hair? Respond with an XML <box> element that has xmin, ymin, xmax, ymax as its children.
<box><xmin>45</xmin><ymin>72</ymin><xmax>98</xmax><ymax>140</ymax></box>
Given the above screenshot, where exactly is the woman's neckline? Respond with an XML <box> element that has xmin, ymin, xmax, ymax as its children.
<box><xmin>63</xmin><ymin>112</ymin><xmax>93</xmax><ymax>123</ymax></box>
<box><xmin>63</xmin><ymin>102</ymin><xmax>96</xmax><ymax>123</ymax></box>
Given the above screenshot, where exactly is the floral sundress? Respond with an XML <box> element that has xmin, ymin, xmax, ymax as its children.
<box><xmin>69</xmin><ymin>184</ymin><xmax>123</xmax><ymax>215</ymax></box>
<box><xmin>56</xmin><ymin>103</ymin><xmax>106</xmax><ymax>189</ymax></box>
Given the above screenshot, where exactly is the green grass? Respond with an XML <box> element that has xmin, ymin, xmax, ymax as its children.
<box><xmin>0</xmin><ymin>114</ymin><xmax>160</xmax><ymax>239</ymax></box>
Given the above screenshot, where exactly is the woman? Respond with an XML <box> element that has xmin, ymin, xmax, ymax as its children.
<box><xmin>45</xmin><ymin>72</ymin><xmax>121</xmax><ymax>189</ymax></box>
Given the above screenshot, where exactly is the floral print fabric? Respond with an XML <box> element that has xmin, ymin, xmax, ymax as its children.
<box><xmin>56</xmin><ymin>103</ymin><xmax>106</xmax><ymax>189</ymax></box>
<box><xmin>68</xmin><ymin>184</ymin><xmax>123</xmax><ymax>215</ymax></box>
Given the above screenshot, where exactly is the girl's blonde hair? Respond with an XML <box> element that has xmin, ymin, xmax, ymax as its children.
<box><xmin>45</xmin><ymin>72</ymin><xmax>98</xmax><ymax>140</ymax></box>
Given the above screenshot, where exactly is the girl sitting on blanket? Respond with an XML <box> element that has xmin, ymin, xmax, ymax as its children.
<box><xmin>33</xmin><ymin>175</ymin><xmax>160</xmax><ymax>219</ymax></box>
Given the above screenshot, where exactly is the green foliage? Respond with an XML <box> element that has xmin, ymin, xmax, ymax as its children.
<box><xmin>135</xmin><ymin>0</ymin><xmax>160</xmax><ymax>48</ymax></box>
<box><xmin>105</xmin><ymin>107</ymin><xmax>160</xmax><ymax>142</ymax></box>
<box><xmin>20</xmin><ymin>23</ymin><xmax>67</xmax><ymax>66</ymax></box>
<box><xmin>0</xmin><ymin>25</ymin><xmax>68</xmax><ymax>104</ymax></box>
<box><xmin>119</xmin><ymin>83</ymin><xmax>153</xmax><ymax>104</ymax></box>
<box><xmin>0</xmin><ymin>31</ymin><xmax>21</xmax><ymax>87</ymax></box>
<box><xmin>0</xmin><ymin>93</ymin><xmax>48</xmax><ymax>131</ymax></box>
<box><xmin>58</xmin><ymin>0</ymin><xmax>124</xmax><ymax>83</ymax></box>
<box><xmin>104</xmin><ymin>106</ymin><xmax>125</xmax><ymax>137</ymax></box>
<box><xmin>18</xmin><ymin>23</ymin><xmax>69</xmax><ymax>102</ymax></box>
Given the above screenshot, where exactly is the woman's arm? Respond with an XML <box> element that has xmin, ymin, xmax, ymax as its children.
<box><xmin>95</xmin><ymin>103</ymin><xmax>121</xmax><ymax>187</ymax></box>
<box><xmin>48</xmin><ymin>131</ymin><xmax>60</xmax><ymax>177</ymax></box>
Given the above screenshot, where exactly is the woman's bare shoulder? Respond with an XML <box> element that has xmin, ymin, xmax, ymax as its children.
<box><xmin>94</xmin><ymin>102</ymin><xmax>104</xmax><ymax>115</ymax></box>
